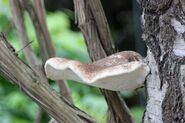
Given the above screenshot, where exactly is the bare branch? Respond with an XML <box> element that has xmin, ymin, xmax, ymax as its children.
<box><xmin>33</xmin><ymin>0</ymin><xmax>72</xmax><ymax>102</ymax></box>
<box><xmin>16</xmin><ymin>0</ymin><xmax>72</xmax><ymax>101</ymax></box>
<box><xmin>74</xmin><ymin>0</ymin><xmax>135</xmax><ymax>123</ymax></box>
<box><xmin>0</xmin><ymin>33</ymin><xmax>96</xmax><ymax>123</ymax></box>
<box><xmin>20</xmin><ymin>0</ymin><xmax>54</xmax><ymax>62</ymax></box>
<box><xmin>9</xmin><ymin>0</ymin><xmax>48</xmax><ymax>85</ymax></box>
<box><xmin>10</xmin><ymin>0</ymin><xmax>72</xmax><ymax>122</ymax></box>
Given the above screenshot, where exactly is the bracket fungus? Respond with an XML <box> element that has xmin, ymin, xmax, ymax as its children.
<box><xmin>44</xmin><ymin>51</ymin><xmax>150</xmax><ymax>91</ymax></box>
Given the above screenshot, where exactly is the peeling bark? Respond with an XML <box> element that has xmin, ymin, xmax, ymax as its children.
<box><xmin>139</xmin><ymin>0</ymin><xmax>185</xmax><ymax>122</ymax></box>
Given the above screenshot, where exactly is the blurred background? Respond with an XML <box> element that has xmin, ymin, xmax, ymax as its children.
<box><xmin>0</xmin><ymin>0</ymin><xmax>146</xmax><ymax>123</ymax></box>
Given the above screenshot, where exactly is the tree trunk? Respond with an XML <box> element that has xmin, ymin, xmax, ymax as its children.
<box><xmin>3</xmin><ymin>0</ymin><xmax>185</xmax><ymax>122</ymax></box>
<box><xmin>139</xmin><ymin>0</ymin><xmax>185</xmax><ymax>122</ymax></box>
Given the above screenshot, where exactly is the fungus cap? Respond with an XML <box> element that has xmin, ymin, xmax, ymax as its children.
<box><xmin>44</xmin><ymin>51</ymin><xmax>150</xmax><ymax>91</ymax></box>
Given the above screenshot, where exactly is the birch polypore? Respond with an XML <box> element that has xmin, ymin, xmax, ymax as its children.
<box><xmin>45</xmin><ymin>51</ymin><xmax>150</xmax><ymax>91</ymax></box>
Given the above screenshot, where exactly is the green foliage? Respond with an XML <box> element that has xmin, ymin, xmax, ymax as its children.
<box><xmin>0</xmin><ymin>4</ymin><xmax>144</xmax><ymax>123</ymax></box>
<box><xmin>47</xmin><ymin>11</ymin><xmax>90</xmax><ymax>61</ymax></box>
<box><xmin>73</xmin><ymin>92</ymin><xmax>107</xmax><ymax>123</ymax></box>
<box><xmin>0</xmin><ymin>77</ymin><xmax>37</xmax><ymax>123</ymax></box>
<box><xmin>131</xmin><ymin>107</ymin><xmax>145</xmax><ymax>123</ymax></box>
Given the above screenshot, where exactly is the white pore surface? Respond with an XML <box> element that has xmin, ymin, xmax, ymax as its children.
<box><xmin>45</xmin><ymin>58</ymin><xmax>150</xmax><ymax>91</ymax></box>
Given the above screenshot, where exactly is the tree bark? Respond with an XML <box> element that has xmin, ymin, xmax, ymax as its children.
<box><xmin>9</xmin><ymin>0</ymin><xmax>49</xmax><ymax>85</ymax></box>
<box><xmin>9</xmin><ymin>1</ymin><xmax>50</xmax><ymax>122</ymax></box>
<box><xmin>138</xmin><ymin>0</ymin><xmax>185</xmax><ymax>122</ymax></box>
<box><xmin>74</xmin><ymin>0</ymin><xmax>135</xmax><ymax>123</ymax></box>
<box><xmin>9</xmin><ymin>0</ymin><xmax>72</xmax><ymax>122</ymax></box>
<box><xmin>20</xmin><ymin>0</ymin><xmax>72</xmax><ymax>102</ymax></box>
<box><xmin>5</xmin><ymin>0</ymin><xmax>185</xmax><ymax>122</ymax></box>
<box><xmin>0</xmin><ymin>33</ymin><xmax>96</xmax><ymax>123</ymax></box>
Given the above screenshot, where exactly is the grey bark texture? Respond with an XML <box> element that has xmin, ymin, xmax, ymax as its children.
<box><xmin>139</xmin><ymin>0</ymin><xmax>185</xmax><ymax>122</ymax></box>
<box><xmin>2</xmin><ymin>0</ymin><xmax>185</xmax><ymax>123</ymax></box>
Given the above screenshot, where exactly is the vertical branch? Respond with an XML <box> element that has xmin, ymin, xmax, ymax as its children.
<box><xmin>33</xmin><ymin>0</ymin><xmax>71</xmax><ymax>102</ymax></box>
<box><xmin>9</xmin><ymin>0</ymin><xmax>48</xmax><ymax>85</ymax></box>
<box><xmin>21</xmin><ymin>0</ymin><xmax>54</xmax><ymax>62</ymax></box>
<box><xmin>85</xmin><ymin>0</ymin><xmax>116</xmax><ymax>55</ymax></box>
<box><xmin>34</xmin><ymin>0</ymin><xmax>50</xmax><ymax>42</ymax></box>
<box><xmin>10</xmin><ymin>1</ymin><xmax>49</xmax><ymax>123</ymax></box>
<box><xmin>10</xmin><ymin>0</ymin><xmax>72</xmax><ymax>122</ymax></box>
<box><xmin>74</xmin><ymin>0</ymin><xmax>135</xmax><ymax>123</ymax></box>
<box><xmin>20</xmin><ymin>0</ymin><xmax>72</xmax><ymax>101</ymax></box>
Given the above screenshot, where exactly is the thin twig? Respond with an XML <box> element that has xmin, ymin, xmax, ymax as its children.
<box><xmin>22</xmin><ymin>0</ymin><xmax>72</xmax><ymax>102</ymax></box>
<box><xmin>0</xmin><ymin>34</ymin><xmax>96</xmax><ymax>123</ymax></box>
<box><xmin>16</xmin><ymin>40</ymin><xmax>33</xmax><ymax>53</ymax></box>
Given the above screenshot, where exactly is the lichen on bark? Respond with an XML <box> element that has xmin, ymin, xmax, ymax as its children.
<box><xmin>140</xmin><ymin>0</ymin><xmax>185</xmax><ymax>122</ymax></box>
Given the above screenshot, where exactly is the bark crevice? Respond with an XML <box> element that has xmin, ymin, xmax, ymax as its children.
<box><xmin>140</xmin><ymin>0</ymin><xmax>185</xmax><ymax>122</ymax></box>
